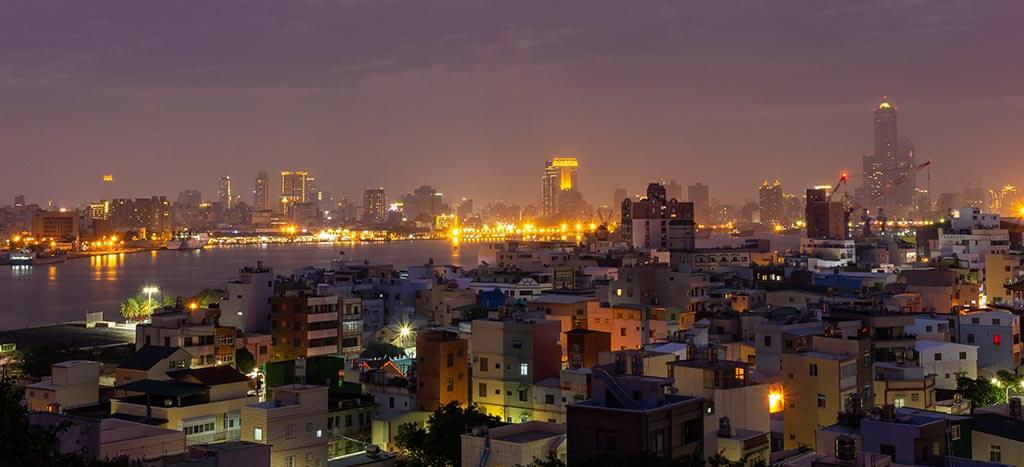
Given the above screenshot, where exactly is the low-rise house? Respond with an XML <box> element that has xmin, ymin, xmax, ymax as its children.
<box><xmin>115</xmin><ymin>345</ymin><xmax>192</xmax><ymax>386</ymax></box>
<box><xmin>25</xmin><ymin>360</ymin><xmax>100</xmax><ymax>413</ymax></box>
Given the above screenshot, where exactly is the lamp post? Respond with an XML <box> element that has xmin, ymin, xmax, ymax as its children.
<box><xmin>142</xmin><ymin>286</ymin><xmax>159</xmax><ymax>312</ymax></box>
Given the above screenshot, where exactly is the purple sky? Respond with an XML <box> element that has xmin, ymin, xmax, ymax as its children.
<box><xmin>2</xmin><ymin>0</ymin><xmax>1023</xmax><ymax>208</ymax></box>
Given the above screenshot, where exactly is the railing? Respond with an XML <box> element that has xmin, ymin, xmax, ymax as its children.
<box><xmin>593</xmin><ymin>367</ymin><xmax>636</xmax><ymax>410</ymax></box>
<box><xmin>477</xmin><ymin>434</ymin><xmax>491</xmax><ymax>467</ymax></box>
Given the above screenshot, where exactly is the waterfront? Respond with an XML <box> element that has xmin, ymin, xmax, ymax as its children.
<box><xmin>0</xmin><ymin>240</ymin><xmax>477</xmax><ymax>330</ymax></box>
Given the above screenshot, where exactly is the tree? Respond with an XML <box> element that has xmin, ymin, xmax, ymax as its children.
<box><xmin>118</xmin><ymin>297</ymin><xmax>155</xmax><ymax>322</ymax></box>
<box><xmin>360</xmin><ymin>341</ymin><xmax>406</xmax><ymax>360</ymax></box>
<box><xmin>189</xmin><ymin>288</ymin><xmax>225</xmax><ymax>307</ymax></box>
<box><xmin>395</xmin><ymin>402</ymin><xmax>501</xmax><ymax>466</ymax></box>
<box><xmin>19</xmin><ymin>345</ymin><xmax>64</xmax><ymax>380</ymax></box>
<box><xmin>0</xmin><ymin>378</ymin><xmax>122</xmax><ymax>466</ymax></box>
<box><xmin>958</xmin><ymin>375</ymin><xmax>1003</xmax><ymax>409</ymax></box>
<box><xmin>235</xmin><ymin>348</ymin><xmax>256</xmax><ymax>374</ymax></box>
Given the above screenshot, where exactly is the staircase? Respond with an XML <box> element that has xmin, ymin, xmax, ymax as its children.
<box><xmin>477</xmin><ymin>433</ymin><xmax>491</xmax><ymax>467</ymax></box>
<box><xmin>593</xmin><ymin>367</ymin><xmax>636</xmax><ymax>409</ymax></box>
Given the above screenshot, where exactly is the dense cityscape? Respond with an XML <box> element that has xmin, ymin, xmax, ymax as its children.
<box><xmin>4</xmin><ymin>2</ymin><xmax>1024</xmax><ymax>467</ymax></box>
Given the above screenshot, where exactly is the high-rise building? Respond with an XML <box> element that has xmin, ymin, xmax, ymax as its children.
<box><xmin>541</xmin><ymin>157</ymin><xmax>579</xmax><ymax>216</ymax></box>
<box><xmin>176</xmin><ymin>189</ymin><xmax>202</xmax><ymax>209</ymax></box>
<box><xmin>758</xmin><ymin>180</ymin><xmax>783</xmax><ymax>226</ymax></box>
<box><xmin>665</xmin><ymin>179</ymin><xmax>682</xmax><ymax>201</ymax></box>
<box><xmin>254</xmin><ymin>170</ymin><xmax>270</xmax><ymax>211</ymax></box>
<box><xmin>402</xmin><ymin>185</ymin><xmax>445</xmax><ymax>223</ymax></box>
<box><xmin>305</xmin><ymin>176</ymin><xmax>320</xmax><ymax>205</ymax></box>
<box><xmin>687</xmin><ymin>183</ymin><xmax>710</xmax><ymax>225</ymax></box>
<box><xmin>217</xmin><ymin>176</ymin><xmax>232</xmax><ymax>208</ymax></box>
<box><xmin>621</xmin><ymin>183</ymin><xmax>695</xmax><ymax>250</ymax></box>
<box><xmin>863</xmin><ymin>99</ymin><xmax>915</xmax><ymax>208</ymax></box>
<box><xmin>109</xmin><ymin>197</ymin><xmax>171</xmax><ymax>236</ymax></box>
<box><xmin>805</xmin><ymin>188</ymin><xmax>846</xmax><ymax>240</ymax></box>
<box><xmin>362</xmin><ymin>188</ymin><xmax>386</xmax><ymax>224</ymax></box>
<box><xmin>280</xmin><ymin>171</ymin><xmax>308</xmax><ymax>212</ymax></box>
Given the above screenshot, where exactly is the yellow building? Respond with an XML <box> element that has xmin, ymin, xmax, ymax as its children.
<box><xmin>25</xmin><ymin>360</ymin><xmax>99</xmax><ymax>413</ymax></box>
<box><xmin>781</xmin><ymin>352</ymin><xmax>858</xmax><ymax>451</ymax></box>
<box><xmin>241</xmin><ymin>384</ymin><xmax>328</xmax><ymax>467</ymax></box>
<box><xmin>111</xmin><ymin>366</ymin><xmax>256</xmax><ymax>446</ymax></box>
<box><xmin>985</xmin><ymin>251</ymin><xmax>1024</xmax><ymax>305</ymax></box>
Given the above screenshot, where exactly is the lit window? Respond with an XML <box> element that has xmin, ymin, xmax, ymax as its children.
<box><xmin>520</xmin><ymin>363</ymin><xmax>529</xmax><ymax>376</ymax></box>
<box><xmin>316</xmin><ymin>429</ymin><xmax>323</xmax><ymax>438</ymax></box>
<box><xmin>254</xmin><ymin>427</ymin><xmax>263</xmax><ymax>441</ymax></box>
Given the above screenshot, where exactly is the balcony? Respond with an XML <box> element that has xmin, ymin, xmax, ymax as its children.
<box><xmin>308</xmin><ymin>328</ymin><xmax>339</xmax><ymax>340</ymax></box>
<box><xmin>308</xmin><ymin>345</ymin><xmax>338</xmax><ymax>357</ymax></box>
<box><xmin>308</xmin><ymin>311</ymin><xmax>339</xmax><ymax>323</ymax></box>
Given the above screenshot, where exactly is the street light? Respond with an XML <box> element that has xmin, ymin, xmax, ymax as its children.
<box><xmin>142</xmin><ymin>286</ymin><xmax>159</xmax><ymax>311</ymax></box>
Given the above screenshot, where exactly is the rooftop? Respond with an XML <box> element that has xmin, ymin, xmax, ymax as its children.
<box><xmin>117</xmin><ymin>345</ymin><xmax>181</xmax><ymax>371</ymax></box>
<box><xmin>116</xmin><ymin>379</ymin><xmax>207</xmax><ymax>398</ymax></box>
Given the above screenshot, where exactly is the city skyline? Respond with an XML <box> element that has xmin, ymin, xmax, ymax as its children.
<box><xmin>3</xmin><ymin>2</ymin><xmax>1024</xmax><ymax>206</ymax></box>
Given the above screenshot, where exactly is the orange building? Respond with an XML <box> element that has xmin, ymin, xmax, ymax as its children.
<box><xmin>414</xmin><ymin>329</ymin><xmax>468</xmax><ymax>411</ymax></box>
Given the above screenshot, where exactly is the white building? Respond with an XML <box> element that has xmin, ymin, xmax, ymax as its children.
<box><xmin>221</xmin><ymin>262</ymin><xmax>275</xmax><ymax>333</ymax></box>
<box><xmin>915</xmin><ymin>340</ymin><xmax>978</xmax><ymax>390</ymax></box>
<box><xmin>956</xmin><ymin>310</ymin><xmax>1021</xmax><ymax>372</ymax></box>
<box><xmin>906</xmin><ymin>315</ymin><xmax>952</xmax><ymax>342</ymax></box>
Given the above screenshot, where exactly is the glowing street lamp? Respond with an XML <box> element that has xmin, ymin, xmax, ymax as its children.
<box><xmin>142</xmin><ymin>285</ymin><xmax>159</xmax><ymax>311</ymax></box>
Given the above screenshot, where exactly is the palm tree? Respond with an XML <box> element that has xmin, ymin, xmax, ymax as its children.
<box><xmin>119</xmin><ymin>297</ymin><xmax>144</xmax><ymax>322</ymax></box>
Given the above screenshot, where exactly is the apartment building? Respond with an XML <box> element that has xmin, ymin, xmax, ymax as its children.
<box><xmin>781</xmin><ymin>351</ymin><xmax>859</xmax><ymax>450</ymax></box>
<box><xmin>136</xmin><ymin>305</ymin><xmax>235</xmax><ymax>368</ymax></box>
<box><xmin>414</xmin><ymin>329</ymin><xmax>468</xmax><ymax>411</ymax></box>
<box><xmin>471</xmin><ymin>318</ymin><xmax>561</xmax><ymax>423</ymax></box>
<box><xmin>241</xmin><ymin>384</ymin><xmax>329</xmax><ymax>467</ymax></box>
<box><xmin>566</xmin><ymin>366</ymin><xmax>704</xmax><ymax>463</ymax></box>
<box><xmin>956</xmin><ymin>310</ymin><xmax>1021</xmax><ymax>370</ymax></box>
<box><xmin>271</xmin><ymin>292</ymin><xmax>340</xmax><ymax>360</ymax></box>
<box><xmin>668</xmin><ymin>357</ymin><xmax>770</xmax><ymax>463</ymax></box>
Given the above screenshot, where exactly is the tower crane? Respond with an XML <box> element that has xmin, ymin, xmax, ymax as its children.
<box><xmin>845</xmin><ymin>159</ymin><xmax>933</xmax><ymax>236</ymax></box>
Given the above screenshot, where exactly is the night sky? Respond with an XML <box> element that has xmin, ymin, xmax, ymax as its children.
<box><xmin>2</xmin><ymin>1</ymin><xmax>1023</xmax><ymax>207</ymax></box>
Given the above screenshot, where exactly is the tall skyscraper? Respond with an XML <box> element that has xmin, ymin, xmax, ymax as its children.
<box><xmin>217</xmin><ymin>176</ymin><xmax>232</xmax><ymax>208</ymax></box>
<box><xmin>862</xmin><ymin>99</ymin><xmax>915</xmax><ymax>208</ymax></box>
<box><xmin>895</xmin><ymin>136</ymin><xmax>917</xmax><ymax>207</ymax></box>
<box><xmin>305</xmin><ymin>176</ymin><xmax>320</xmax><ymax>204</ymax></box>
<box><xmin>687</xmin><ymin>182</ymin><xmax>710</xmax><ymax>225</ymax></box>
<box><xmin>280</xmin><ymin>171</ymin><xmax>308</xmax><ymax>212</ymax></box>
<box><xmin>363</xmin><ymin>188</ymin><xmax>387</xmax><ymax>224</ymax></box>
<box><xmin>758</xmin><ymin>180</ymin><xmax>783</xmax><ymax>225</ymax></box>
<box><xmin>541</xmin><ymin>157</ymin><xmax>579</xmax><ymax>216</ymax></box>
<box><xmin>254</xmin><ymin>170</ymin><xmax>270</xmax><ymax>211</ymax></box>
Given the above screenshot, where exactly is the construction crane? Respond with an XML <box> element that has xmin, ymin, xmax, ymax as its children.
<box><xmin>827</xmin><ymin>171</ymin><xmax>850</xmax><ymax>203</ymax></box>
<box><xmin>846</xmin><ymin>159</ymin><xmax>933</xmax><ymax>236</ymax></box>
